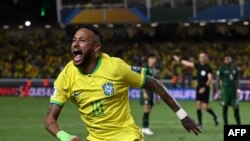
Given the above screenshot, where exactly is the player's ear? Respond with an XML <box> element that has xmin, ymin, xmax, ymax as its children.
<box><xmin>94</xmin><ymin>43</ymin><xmax>101</xmax><ymax>52</ymax></box>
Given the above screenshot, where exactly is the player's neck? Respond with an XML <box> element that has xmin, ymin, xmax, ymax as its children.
<box><xmin>81</xmin><ymin>56</ymin><xmax>99</xmax><ymax>74</ymax></box>
<box><xmin>200</xmin><ymin>62</ymin><xmax>206</xmax><ymax>65</ymax></box>
<box><xmin>148</xmin><ymin>64</ymin><xmax>155</xmax><ymax>68</ymax></box>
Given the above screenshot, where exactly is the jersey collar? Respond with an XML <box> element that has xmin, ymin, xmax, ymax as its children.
<box><xmin>78</xmin><ymin>56</ymin><xmax>102</xmax><ymax>75</ymax></box>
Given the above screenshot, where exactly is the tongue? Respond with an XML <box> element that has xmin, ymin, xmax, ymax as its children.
<box><xmin>74</xmin><ymin>54</ymin><xmax>81</xmax><ymax>62</ymax></box>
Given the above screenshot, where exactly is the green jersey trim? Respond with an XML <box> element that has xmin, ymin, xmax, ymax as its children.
<box><xmin>141</xmin><ymin>68</ymin><xmax>147</xmax><ymax>88</ymax></box>
<box><xmin>50</xmin><ymin>100</ymin><xmax>65</xmax><ymax>106</ymax></box>
<box><xmin>78</xmin><ymin>57</ymin><xmax>102</xmax><ymax>75</ymax></box>
<box><xmin>93</xmin><ymin>57</ymin><xmax>101</xmax><ymax>74</ymax></box>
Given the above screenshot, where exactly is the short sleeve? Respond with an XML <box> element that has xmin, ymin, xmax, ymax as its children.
<box><xmin>207</xmin><ymin>65</ymin><xmax>213</xmax><ymax>74</ymax></box>
<box><xmin>50</xmin><ymin>68</ymin><xmax>70</xmax><ymax>106</ymax></box>
<box><xmin>117</xmin><ymin>59</ymin><xmax>146</xmax><ymax>88</ymax></box>
<box><xmin>216</xmin><ymin>70</ymin><xmax>220</xmax><ymax>76</ymax></box>
<box><xmin>194</xmin><ymin>63</ymin><xmax>199</xmax><ymax>69</ymax></box>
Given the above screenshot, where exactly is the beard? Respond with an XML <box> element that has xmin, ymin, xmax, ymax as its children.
<box><xmin>72</xmin><ymin>48</ymin><xmax>94</xmax><ymax>68</ymax></box>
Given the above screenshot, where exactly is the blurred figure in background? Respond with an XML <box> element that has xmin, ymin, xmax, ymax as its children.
<box><xmin>216</xmin><ymin>55</ymin><xmax>241</xmax><ymax>125</ymax></box>
<box><xmin>140</xmin><ymin>53</ymin><xmax>160</xmax><ymax>135</ymax></box>
<box><xmin>173</xmin><ymin>53</ymin><xmax>219</xmax><ymax>129</ymax></box>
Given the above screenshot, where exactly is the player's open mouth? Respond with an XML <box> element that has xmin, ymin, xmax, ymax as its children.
<box><xmin>73</xmin><ymin>50</ymin><xmax>82</xmax><ymax>62</ymax></box>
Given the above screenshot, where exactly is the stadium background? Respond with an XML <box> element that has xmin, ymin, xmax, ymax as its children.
<box><xmin>0</xmin><ymin>0</ymin><xmax>250</xmax><ymax>141</ymax></box>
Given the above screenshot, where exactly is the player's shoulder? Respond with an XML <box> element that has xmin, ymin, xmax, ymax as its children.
<box><xmin>205</xmin><ymin>63</ymin><xmax>212</xmax><ymax>69</ymax></box>
<box><xmin>100</xmin><ymin>52</ymin><xmax>125</xmax><ymax>65</ymax></box>
<box><xmin>231</xmin><ymin>64</ymin><xmax>239</xmax><ymax>69</ymax></box>
<box><xmin>194</xmin><ymin>62</ymin><xmax>201</xmax><ymax>68</ymax></box>
<box><xmin>205</xmin><ymin>63</ymin><xmax>212</xmax><ymax>67</ymax></box>
<box><xmin>64</xmin><ymin>61</ymin><xmax>75</xmax><ymax>69</ymax></box>
<box><xmin>217</xmin><ymin>66</ymin><xmax>223</xmax><ymax>72</ymax></box>
<box><xmin>60</xmin><ymin>61</ymin><xmax>75</xmax><ymax>74</ymax></box>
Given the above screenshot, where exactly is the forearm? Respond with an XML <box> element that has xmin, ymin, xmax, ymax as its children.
<box><xmin>180</xmin><ymin>60</ymin><xmax>194</xmax><ymax>68</ymax></box>
<box><xmin>144</xmin><ymin>76</ymin><xmax>180</xmax><ymax>112</ymax></box>
<box><xmin>206</xmin><ymin>73</ymin><xmax>213</xmax><ymax>86</ymax></box>
<box><xmin>173</xmin><ymin>55</ymin><xmax>194</xmax><ymax>68</ymax></box>
<box><xmin>143</xmin><ymin>76</ymin><xmax>201</xmax><ymax>135</ymax></box>
<box><xmin>216</xmin><ymin>77</ymin><xmax>220</xmax><ymax>90</ymax></box>
<box><xmin>158</xmin><ymin>86</ymin><xmax>180</xmax><ymax>112</ymax></box>
<box><xmin>44</xmin><ymin>116</ymin><xmax>80</xmax><ymax>141</ymax></box>
<box><xmin>44</xmin><ymin>116</ymin><xmax>61</xmax><ymax>136</ymax></box>
<box><xmin>44</xmin><ymin>104</ymin><xmax>62</xmax><ymax>137</ymax></box>
<box><xmin>143</xmin><ymin>89</ymin><xmax>149</xmax><ymax>99</ymax></box>
<box><xmin>206</xmin><ymin>79</ymin><xmax>212</xmax><ymax>86</ymax></box>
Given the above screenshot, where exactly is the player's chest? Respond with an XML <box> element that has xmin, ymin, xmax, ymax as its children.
<box><xmin>148</xmin><ymin>68</ymin><xmax>158</xmax><ymax>77</ymax></box>
<box><xmin>69</xmin><ymin>75</ymin><xmax>125</xmax><ymax>101</ymax></box>
<box><xmin>198</xmin><ymin>69</ymin><xmax>208</xmax><ymax>77</ymax></box>
<box><xmin>222</xmin><ymin>69</ymin><xmax>237</xmax><ymax>79</ymax></box>
<box><xmin>222</xmin><ymin>68</ymin><xmax>236</xmax><ymax>76</ymax></box>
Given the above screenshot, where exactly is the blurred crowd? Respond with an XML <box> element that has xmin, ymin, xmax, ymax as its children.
<box><xmin>0</xmin><ymin>25</ymin><xmax>249</xmax><ymax>81</ymax></box>
<box><xmin>0</xmin><ymin>28</ymin><xmax>70</xmax><ymax>78</ymax></box>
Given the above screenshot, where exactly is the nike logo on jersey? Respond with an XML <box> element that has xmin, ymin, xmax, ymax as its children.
<box><xmin>72</xmin><ymin>91</ymin><xmax>83</xmax><ymax>97</ymax></box>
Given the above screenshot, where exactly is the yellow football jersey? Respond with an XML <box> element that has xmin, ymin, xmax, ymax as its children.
<box><xmin>50</xmin><ymin>53</ymin><xmax>146</xmax><ymax>141</ymax></box>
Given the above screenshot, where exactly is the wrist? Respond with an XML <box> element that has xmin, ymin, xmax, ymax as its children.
<box><xmin>56</xmin><ymin>130</ymin><xmax>75</xmax><ymax>141</ymax></box>
<box><xmin>176</xmin><ymin>108</ymin><xmax>188</xmax><ymax>120</ymax></box>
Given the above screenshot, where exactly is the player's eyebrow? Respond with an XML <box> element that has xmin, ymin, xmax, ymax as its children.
<box><xmin>72</xmin><ymin>36</ymin><xmax>85</xmax><ymax>40</ymax></box>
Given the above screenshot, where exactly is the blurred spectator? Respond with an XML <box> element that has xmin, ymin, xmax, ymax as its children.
<box><xmin>0</xmin><ymin>24</ymin><xmax>249</xmax><ymax>80</ymax></box>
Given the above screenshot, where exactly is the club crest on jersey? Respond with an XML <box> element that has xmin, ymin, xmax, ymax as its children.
<box><xmin>131</xmin><ymin>66</ymin><xmax>141</xmax><ymax>74</ymax></box>
<box><xmin>102</xmin><ymin>81</ymin><xmax>114</xmax><ymax>96</ymax></box>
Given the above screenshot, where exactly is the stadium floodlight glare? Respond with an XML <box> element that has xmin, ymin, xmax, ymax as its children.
<box><xmin>44</xmin><ymin>25</ymin><xmax>51</xmax><ymax>29</ymax></box>
<box><xmin>150</xmin><ymin>23</ymin><xmax>158</xmax><ymax>27</ymax></box>
<box><xmin>136</xmin><ymin>23</ymin><xmax>142</xmax><ymax>28</ymax></box>
<box><xmin>243</xmin><ymin>21</ymin><xmax>249</xmax><ymax>26</ymax></box>
<box><xmin>199</xmin><ymin>21</ymin><xmax>207</xmax><ymax>26</ymax></box>
<box><xmin>107</xmin><ymin>24</ymin><xmax>114</xmax><ymax>28</ymax></box>
<box><xmin>227</xmin><ymin>21</ymin><xmax>232</xmax><ymax>26</ymax></box>
<box><xmin>3</xmin><ymin>25</ymin><xmax>9</xmax><ymax>29</ymax></box>
<box><xmin>183</xmin><ymin>22</ymin><xmax>191</xmax><ymax>27</ymax></box>
<box><xmin>217</xmin><ymin>19</ymin><xmax>226</xmax><ymax>23</ymax></box>
<box><xmin>231</xmin><ymin>18</ymin><xmax>240</xmax><ymax>22</ymax></box>
<box><xmin>93</xmin><ymin>24</ymin><xmax>99</xmax><ymax>28</ymax></box>
<box><xmin>18</xmin><ymin>25</ymin><xmax>24</xmax><ymax>29</ymax></box>
<box><xmin>25</xmin><ymin>21</ymin><xmax>31</xmax><ymax>27</ymax></box>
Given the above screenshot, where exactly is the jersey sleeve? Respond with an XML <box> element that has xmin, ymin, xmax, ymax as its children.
<box><xmin>116</xmin><ymin>58</ymin><xmax>147</xmax><ymax>88</ymax></box>
<box><xmin>217</xmin><ymin>67</ymin><xmax>223</xmax><ymax>78</ymax></box>
<box><xmin>50</xmin><ymin>67</ymin><xmax>71</xmax><ymax>106</ymax></box>
<box><xmin>194</xmin><ymin>62</ymin><xmax>199</xmax><ymax>69</ymax></box>
<box><xmin>207</xmin><ymin>65</ymin><xmax>213</xmax><ymax>74</ymax></box>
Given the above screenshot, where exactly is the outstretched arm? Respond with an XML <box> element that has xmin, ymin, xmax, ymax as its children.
<box><xmin>44</xmin><ymin>104</ymin><xmax>82</xmax><ymax>141</ymax></box>
<box><xmin>207</xmin><ymin>73</ymin><xmax>213</xmax><ymax>86</ymax></box>
<box><xmin>216</xmin><ymin>71</ymin><xmax>221</xmax><ymax>91</ymax></box>
<box><xmin>143</xmin><ymin>76</ymin><xmax>201</xmax><ymax>135</ymax></box>
<box><xmin>44</xmin><ymin>104</ymin><xmax>62</xmax><ymax>136</ymax></box>
<box><xmin>173</xmin><ymin>55</ymin><xmax>195</xmax><ymax>68</ymax></box>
